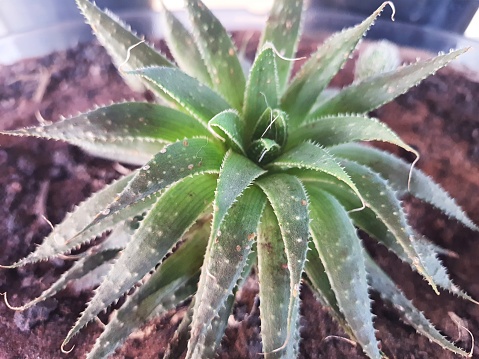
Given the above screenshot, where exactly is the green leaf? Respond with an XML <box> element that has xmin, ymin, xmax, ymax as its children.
<box><xmin>167</xmin><ymin>248</ymin><xmax>255</xmax><ymax>359</ymax></box>
<box><xmin>83</xmin><ymin>138</ymin><xmax>224</xmax><ymax>232</ymax></box>
<box><xmin>24</xmin><ymin>203</ymin><xmax>141</xmax><ymax>306</ymax></box>
<box><xmin>330</xmin><ymin>144</ymin><xmax>477</xmax><ymax>230</ymax></box>
<box><xmin>282</xmin><ymin>3</ymin><xmax>388</xmax><ymax>124</ymax></box>
<box><xmin>186</xmin><ymin>186</ymin><xmax>266</xmax><ymax>358</ymax></box>
<box><xmin>251</xmin><ymin>108</ymin><xmax>288</xmax><ymax>149</ymax></box>
<box><xmin>165</xmin><ymin>300</ymin><xmax>195</xmax><ymax>359</ymax></box>
<box><xmin>208</xmin><ymin>110</ymin><xmax>246</xmax><ymax>154</ymax></box>
<box><xmin>76</xmin><ymin>0</ymin><xmax>173</xmax><ymax>93</ymax></box>
<box><xmin>211</xmin><ymin>151</ymin><xmax>265</xmax><ymax>238</ymax></box>
<box><xmin>248</xmin><ymin>138</ymin><xmax>281</xmax><ymax>165</ymax></box>
<box><xmin>310</xmin><ymin>48</ymin><xmax>468</xmax><ymax>117</ymax></box>
<box><xmin>288</xmin><ymin>114</ymin><xmax>417</xmax><ymax>158</ymax></box>
<box><xmin>305</xmin><ymin>244</ymin><xmax>356</xmax><ymax>340</ymax></box>
<box><xmin>306</xmin><ymin>186</ymin><xmax>381</xmax><ymax>359</ymax></box>
<box><xmin>267</xmin><ymin>142</ymin><xmax>364</xmax><ymax>207</ymax></box>
<box><xmin>202</xmin><ymin>249</ymin><xmax>257</xmax><ymax>358</ymax></box>
<box><xmin>160</xmin><ymin>2</ymin><xmax>212</xmax><ymax>85</ymax></box>
<box><xmin>87</xmin><ymin>221</ymin><xmax>211</xmax><ymax>359</ymax></box>
<box><xmin>7</xmin><ymin>249</ymin><xmax>119</xmax><ymax>311</ymax></box>
<box><xmin>185</xmin><ymin>0</ymin><xmax>246</xmax><ymax>111</ymax></box>
<box><xmin>1</xmin><ymin>102</ymin><xmax>211</xmax><ymax>166</ymax></box>
<box><xmin>342</xmin><ymin>160</ymin><xmax>438</xmax><ymax>293</ymax></box>
<box><xmin>352</xmin><ymin>207</ymin><xmax>477</xmax><ymax>303</ymax></box>
<box><xmin>63</xmin><ymin>174</ymin><xmax>216</xmax><ymax>348</ymax></box>
<box><xmin>259</xmin><ymin>0</ymin><xmax>303</xmax><ymax>92</ymax></box>
<box><xmin>243</xmin><ymin>46</ymin><xmax>279</xmax><ymax>139</ymax></box>
<box><xmin>130</xmin><ymin>67</ymin><xmax>230</xmax><ymax>125</ymax></box>
<box><xmin>256</xmin><ymin>174</ymin><xmax>309</xmax><ymax>358</ymax></box>
<box><xmin>365</xmin><ymin>254</ymin><xmax>471</xmax><ymax>357</ymax></box>
<box><xmin>297</xmin><ymin>170</ymin><xmax>477</xmax><ymax>303</ymax></box>
<box><xmin>0</xmin><ymin>173</ymin><xmax>134</xmax><ymax>268</ymax></box>
<box><xmin>257</xmin><ymin>203</ymin><xmax>295</xmax><ymax>358</ymax></box>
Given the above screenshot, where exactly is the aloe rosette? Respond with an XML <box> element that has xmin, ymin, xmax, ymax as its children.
<box><xmin>1</xmin><ymin>0</ymin><xmax>477</xmax><ymax>358</ymax></box>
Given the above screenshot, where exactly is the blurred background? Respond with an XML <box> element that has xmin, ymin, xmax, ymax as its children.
<box><xmin>1</xmin><ymin>0</ymin><xmax>478</xmax><ymax>68</ymax></box>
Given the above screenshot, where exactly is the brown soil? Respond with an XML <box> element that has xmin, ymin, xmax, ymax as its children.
<box><xmin>1</xmin><ymin>37</ymin><xmax>479</xmax><ymax>359</ymax></box>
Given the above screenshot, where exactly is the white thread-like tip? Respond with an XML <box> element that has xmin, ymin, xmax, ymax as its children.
<box><xmin>383</xmin><ymin>1</ymin><xmax>396</xmax><ymax>21</ymax></box>
<box><xmin>2</xmin><ymin>292</ymin><xmax>32</xmax><ymax>311</ymax></box>
<box><xmin>407</xmin><ymin>148</ymin><xmax>420</xmax><ymax>192</ymax></box>
<box><xmin>35</xmin><ymin>111</ymin><xmax>51</xmax><ymax>126</ymax></box>
<box><xmin>268</xmin><ymin>43</ymin><xmax>307</xmax><ymax>62</ymax></box>
<box><xmin>58</xmin><ymin>253</ymin><xmax>83</xmax><ymax>261</ymax></box>
<box><xmin>61</xmin><ymin>340</ymin><xmax>75</xmax><ymax>354</ymax></box>
<box><xmin>41</xmin><ymin>215</ymin><xmax>55</xmax><ymax>231</ymax></box>
<box><xmin>118</xmin><ymin>39</ymin><xmax>146</xmax><ymax>73</ymax></box>
<box><xmin>261</xmin><ymin>111</ymin><xmax>279</xmax><ymax>139</ymax></box>
<box><xmin>322</xmin><ymin>335</ymin><xmax>357</xmax><ymax>347</ymax></box>
<box><xmin>448</xmin><ymin>312</ymin><xmax>475</xmax><ymax>357</ymax></box>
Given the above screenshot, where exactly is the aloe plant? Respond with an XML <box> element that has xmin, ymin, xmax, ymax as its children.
<box><xmin>1</xmin><ymin>0</ymin><xmax>476</xmax><ymax>358</ymax></box>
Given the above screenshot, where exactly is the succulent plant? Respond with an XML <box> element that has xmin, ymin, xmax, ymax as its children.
<box><xmin>1</xmin><ymin>0</ymin><xmax>477</xmax><ymax>358</ymax></box>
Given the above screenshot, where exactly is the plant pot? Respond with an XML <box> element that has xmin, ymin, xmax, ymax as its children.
<box><xmin>1</xmin><ymin>4</ymin><xmax>479</xmax><ymax>359</ymax></box>
<box><xmin>312</xmin><ymin>0</ymin><xmax>479</xmax><ymax>33</ymax></box>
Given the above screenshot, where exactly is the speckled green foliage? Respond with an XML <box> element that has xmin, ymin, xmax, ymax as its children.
<box><xmin>1</xmin><ymin>0</ymin><xmax>476</xmax><ymax>358</ymax></box>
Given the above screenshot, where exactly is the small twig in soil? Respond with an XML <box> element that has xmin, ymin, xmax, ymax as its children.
<box><xmin>321</xmin><ymin>335</ymin><xmax>357</xmax><ymax>347</ymax></box>
<box><xmin>33</xmin><ymin>68</ymin><xmax>52</xmax><ymax>104</ymax></box>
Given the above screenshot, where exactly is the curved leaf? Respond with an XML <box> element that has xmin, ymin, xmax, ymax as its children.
<box><xmin>256</xmin><ymin>174</ymin><xmax>309</xmax><ymax>358</ymax></box>
<box><xmin>167</xmin><ymin>248</ymin><xmax>256</xmax><ymax>359</ymax></box>
<box><xmin>63</xmin><ymin>174</ymin><xmax>216</xmax><ymax>347</ymax></box>
<box><xmin>305</xmin><ymin>244</ymin><xmax>356</xmax><ymax>340</ymax></box>
<box><xmin>1</xmin><ymin>103</ymin><xmax>211</xmax><ymax>165</ymax></box>
<box><xmin>5</xmin><ymin>212</ymin><xmax>145</xmax><ymax>308</ymax></box>
<box><xmin>76</xmin><ymin>0</ymin><xmax>172</xmax><ymax>93</ymax></box>
<box><xmin>0</xmin><ymin>173</ymin><xmax>135</xmax><ymax>268</ymax></box>
<box><xmin>259</xmin><ymin>0</ymin><xmax>303</xmax><ymax>92</ymax></box>
<box><xmin>243</xmin><ymin>46</ymin><xmax>279</xmax><ymax>140</ymax></box>
<box><xmin>202</xmin><ymin>249</ymin><xmax>257</xmax><ymax>358</ymax></box>
<box><xmin>353</xmin><ymin>208</ymin><xmax>477</xmax><ymax>304</ymax></box>
<box><xmin>257</xmin><ymin>203</ymin><xmax>294</xmax><ymax>358</ymax></box>
<box><xmin>288</xmin><ymin>114</ymin><xmax>417</xmax><ymax>158</ymax></box>
<box><xmin>87</xmin><ymin>221</ymin><xmax>211</xmax><ymax>359</ymax></box>
<box><xmin>342</xmin><ymin>160</ymin><xmax>438</xmax><ymax>293</ymax></box>
<box><xmin>306</xmin><ymin>186</ymin><xmax>381</xmax><ymax>359</ymax></box>
<box><xmin>282</xmin><ymin>3</ymin><xmax>388</xmax><ymax>123</ymax></box>
<box><xmin>365</xmin><ymin>254</ymin><xmax>471</xmax><ymax>357</ymax></box>
<box><xmin>186</xmin><ymin>186</ymin><xmax>266</xmax><ymax>358</ymax></box>
<box><xmin>9</xmin><ymin>249</ymin><xmax>118</xmax><ymax>311</ymax></box>
<box><xmin>208</xmin><ymin>110</ymin><xmax>246</xmax><ymax>154</ymax></box>
<box><xmin>310</xmin><ymin>48</ymin><xmax>468</xmax><ymax>117</ymax></box>
<box><xmin>330</xmin><ymin>143</ymin><xmax>477</xmax><ymax>230</ymax></box>
<box><xmin>185</xmin><ymin>0</ymin><xmax>245</xmax><ymax>110</ymax></box>
<box><xmin>161</xmin><ymin>3</ymin><xmax>212</xmax><ymax>85</ymax></box>
<box><xmin>211</xmin><ymin>150</ymin><xmax>265</xmax><ymax>238</ymax></box>
<box><xmin>83</xmin><ymin>138</ymin><xmax>224</xmax><ymax>232</ymax></box>
<box><xmin>130</xmin><ymin>67</ymin><xmax>230</xmax><ymax>125</ymax></box>
<box><xmin>267</xmin><ymin>142</ymin><xmax>364</xmax><ymax>207</ymax></box>
<box><xmin>298</xmin><ymin>170</ymin><xmax>477</xmax><ymax>304</ymax></box>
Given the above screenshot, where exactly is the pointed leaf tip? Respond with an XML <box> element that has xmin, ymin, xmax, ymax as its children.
<box><xmin>75</xmin><ymin>0</ymin><xmax>173</xmax><ymax>94</ymax></box>
<box><xmin>256</xmin><ymin>174</ymin><xmax>309</xmax><ymax>357</ymax></box>
<box><xmin>307</xmin><ymin>187</ymin><xmax>381</xmax><ymax>359</ymax></box>
<box><xmin>63</xmin><ymin>175</ymin><xmax>216</xmax><ymax>348</ymax></box>
<box><xmin>282</xmin><ymin>2</ymin><xmax>387</xmax><ymax>124</ymax></box>
<box><xmin>310</xmin><ymin>48</ymin><xmax>467</xmax><ymax>117</ymax></box>
<box><xmin>259</xmin><ymin>0</ymin><xmax>304</xmax><ymax>93</ymax></box>
<box><xmin>185</xmin><ymin>0</ymin><xmax>245</xmax><ymax>110</ymax></box>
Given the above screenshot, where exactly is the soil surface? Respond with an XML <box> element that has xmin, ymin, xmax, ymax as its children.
<box><xmin>1</xmin><ymin>36</ymin><xmax>479</xmax><ymax>359</ymax></box>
